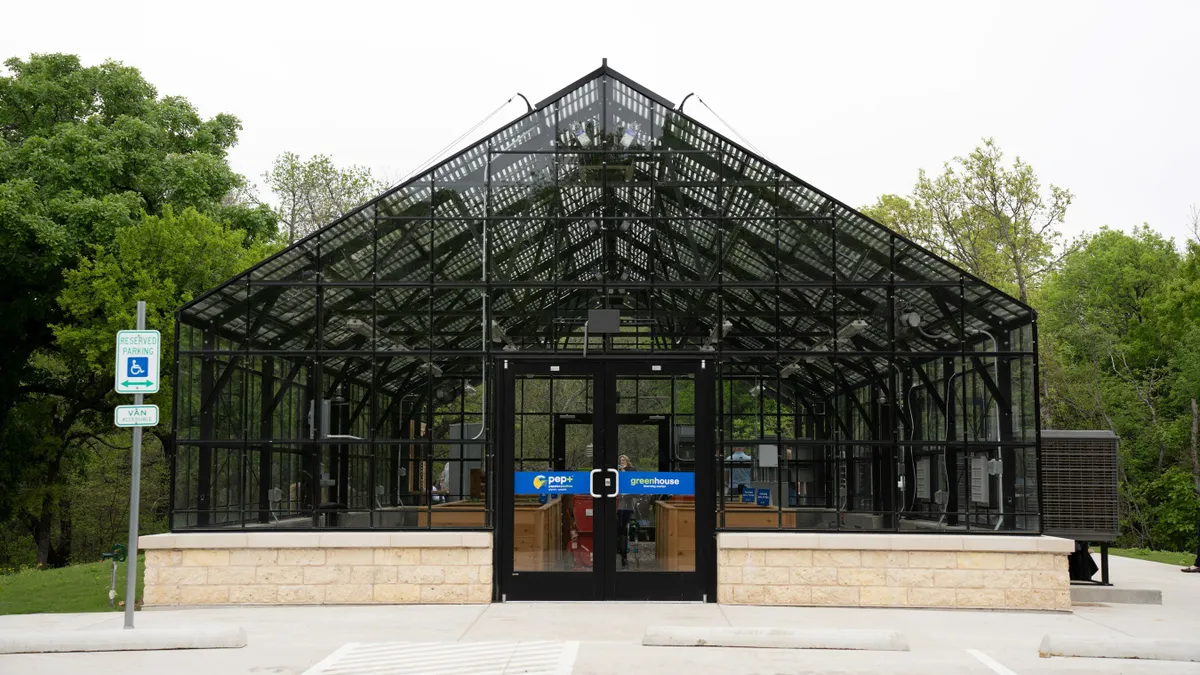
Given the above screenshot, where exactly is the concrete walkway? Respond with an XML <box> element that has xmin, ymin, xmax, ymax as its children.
<box><xmin>2</xmin><ymin>555</ymin><xmax>1196</xmax><ymax>674</ymax></box>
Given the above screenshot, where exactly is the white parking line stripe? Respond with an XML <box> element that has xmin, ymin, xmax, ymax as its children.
<box><xmin>302</xmin><ymin>642</ymin><xmax>359</xmax><ymax>675</ymax></box>
<box><xmin>302</xmin><ymin>641</ymin><xmax>573</xmax><ymax>675</ymax></box>
<box><xmin>557</xmin><ymin>640</ymin><xmax>580</xmax><ymax>675</ymax></box>
<box><xmin>966</xmin><ymin>648</ymin><xmax>1020</xmax><ymax>675</ymax></box>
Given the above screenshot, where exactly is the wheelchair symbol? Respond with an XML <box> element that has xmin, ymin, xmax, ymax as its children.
<box><xmin>127</xmin><ymin>357</ymin><xmax>148</xmax><ymax>378</ymax></box>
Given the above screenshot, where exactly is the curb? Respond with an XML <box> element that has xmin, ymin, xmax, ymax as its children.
<box><xmin>0</xmin><ymin>626</ymin><xmax>247</xmax><ymax>654</ymax></box>
<box><xmin>1069</xmin><ymin>586</ymin><xmax>1162</xmax><ymax>605</ymax></box>
<box><xmin>643</xmin><ymin>626</ymin><xmax>909</xmax><ymax>651</ymax></box>
<box><xmin>1040</xmin><ymin>634</ymin><xmax>1200</xmax><ymax>663</ymax></box>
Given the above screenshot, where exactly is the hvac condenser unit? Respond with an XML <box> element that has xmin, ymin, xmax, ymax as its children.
<box><xmin>1040</xmin><ymin>430</ymin><xmax>1119</xmax><ymax>541</ymax></box>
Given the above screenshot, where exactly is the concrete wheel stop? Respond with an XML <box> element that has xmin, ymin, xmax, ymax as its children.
<box><xmin>1069</xmin><ymin>586</ymin><xmax>1162</xmax><ymax>605</ymax></box>
<box><xmin>1040</xmin><ymin>634</ymin><xmax>1200</xmax><ymax>663</ymax></box>
<box><xmin>643</xmin><ymin>626</ymin><xmax>909</xmax><ymax>651</ymax></box>
<box><xmin>0</xmin><ymin>626</ymin><xmax>247</xmax><ymax>654</ymax></box>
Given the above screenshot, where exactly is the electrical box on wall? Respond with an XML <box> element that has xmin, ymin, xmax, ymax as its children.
<box><xmin>307</xmin><ymin>399</ymin><xmax>331</xmax><ymax>439</ymax></box>
<box><xmin>915</xmin><ymin>457</ymin><xmax>931</xmax><ymax>500</ymax></box>
<box><xmin>587</xmin><ymin>309</ymin><xmax>621</xmax><ymax>333</ymax></box>
<box><xmin>756</xmin><ymin>440</ymin><xmax>778</xmax><ymax>468</ymax></box>
<box><xmin>970</xmin><ymin>454</ymin><xmax>990</xmax><ymax>503</ymax></box>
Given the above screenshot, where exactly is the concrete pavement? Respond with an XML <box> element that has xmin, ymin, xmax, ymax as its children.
<box><xmin>0</xmin><ymin>554</ymin><xmax>1195</xmax><ymax>674</ymax></box>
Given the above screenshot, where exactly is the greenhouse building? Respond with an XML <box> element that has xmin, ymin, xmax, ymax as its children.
<box><xmin>139</xmin><ymin>62</ymin><xmax>1073</xmax><ymax>611</ymax></box>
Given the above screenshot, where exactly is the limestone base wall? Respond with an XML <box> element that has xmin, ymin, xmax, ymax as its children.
<box><xmin>717</xmin><ymin>533</ymin><xmax>1073</xmax><ymax>611</ymax></box>
<box><xmin>140</xmin><ymin>532</ymin><xmax>492</xmax><ymax>606</ymax></box>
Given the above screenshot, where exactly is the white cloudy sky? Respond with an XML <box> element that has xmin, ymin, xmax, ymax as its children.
<box><xmin>6</xmin><ymin>0</ymin><xmax>1199</xmax><ymax>244</ymax></box>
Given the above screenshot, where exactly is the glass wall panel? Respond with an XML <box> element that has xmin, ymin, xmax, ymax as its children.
<box><xmin>172</xmin><ymin>68</ymin><xmax>1040</xmax><ymax>534</ymax></box>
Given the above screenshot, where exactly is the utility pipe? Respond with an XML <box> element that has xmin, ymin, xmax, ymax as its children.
<box><xmin>470</xmin><ymin>213</ymin><xmax>487</xmax><ymax>441</ymax></box>
<box><xmin>973</xmin><ymin>329</ymin><xmax>1003</xmax><ymax>530</ymax></box>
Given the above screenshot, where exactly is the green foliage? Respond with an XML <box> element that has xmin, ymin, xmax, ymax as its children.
<box><xmin>263</xmin><ymin>151</ymin><xmax>385</xmax><ymax>243</ymax></box>
<box><xmin>55</xmin><ymin>206</ymin><xmax>278</xmax><ymax>377</ymax></box>
<box><xmin>867</xmin><ymin>140</ymin><xmax>1199</xmax><ymax>555</ymax></box>
<box><xmin>1136</xmin><ymin>467</ymin><xmax>1200</xmax><ymax>552</ymax></box>
<box><xmin>1109</xmin><ymin>547</ymin><xmax>1194</xmax><ymax>567</ymax></box>
<box><xmin>0</xmin><ymin>52</ymin><xmax>264</xmax><ymax>428</ymax></box>
<box><xmin>862</xmin><ymin>138</ymin><xmax>1070</xmax><ymax>302</ymax></box>
<box><xmin>722</xmin><ymin>381</ymin><xmax>794</xmax><ymax>440</ymax></box>
<box><xmin>0</xmin><ymin>555</ymin><xmax>144</xmax><ymax>615</ymax></box>
<box><xmin>0</xmin><ymin>53</ymin><xmax>277</xmax><ymax>568</ymax></box>
<box><xmin>1040</xmin><ymin>226</ymin><xmax>1178</xmax><ymax>363</ymax></box>
<box><xmin>64</xmin><ymin>431</ymin><xmax>168</xmax><ymax>562</ymax></box>
<box><xmin>1039</xmin><ymin>226</ymin><xmax>1200</xmax><ymax>551</ymax></box>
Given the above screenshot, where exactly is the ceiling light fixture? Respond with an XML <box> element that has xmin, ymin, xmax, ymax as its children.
<box><xmin>700</xmin><ymin>319</ymin><xmax>733</xmax><ymax>351</ymax></box>
<box><xmin>837</xmin><ymin>318</ymin><xmax>869</xmax><ymax>341</ymax></box>
<box><xmin>346</xmin><ymin>317</ymin><xmax>410</xmax><ymax>350</ymax></box>
<box><xmin>490</xmin><ymin>319</ymin><xmax>519</xmax><ymax>351</ymax></box>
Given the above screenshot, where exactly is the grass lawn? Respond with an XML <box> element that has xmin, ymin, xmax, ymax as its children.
<box><xmin>0</xmin><ymin>555</ymin><xmax>144</xmax><ymax>615</ymax></box>
<box><xmin>1110</xmin><ymin>547</ymin><xmax>1194</xmax><ymax>567</ymax></box>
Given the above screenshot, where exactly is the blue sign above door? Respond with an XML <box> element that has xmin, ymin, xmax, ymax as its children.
<box><xmin>515</xmin><ymin>471</ymin><xmax>590</xmax><ymax>495</ymax></box>
<box><xmin>619</xmin><ymin>472</ymin><xmax>695</xmax><ymax>495</ymax></box>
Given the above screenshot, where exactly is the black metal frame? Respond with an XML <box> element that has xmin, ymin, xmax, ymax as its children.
<box><xmin>496</xmin><ymin>357</ymin><xmax>714</xmax><ymax>602</ymax></box>
<box><xmin>171</xmin><ymin>62</ymin><xmax>1040</xmax><ymax>539</ymax></box>
<box><xmin>553</xmin><ymin>414</ymin><xmax>671</xmax><ymax>472</ymax></box>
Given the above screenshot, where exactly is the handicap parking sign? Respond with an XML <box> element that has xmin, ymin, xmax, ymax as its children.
<box><xmin>115</xmin><ymin>330</ymin><xmax>160</xmax><ymax>394</ymax></box>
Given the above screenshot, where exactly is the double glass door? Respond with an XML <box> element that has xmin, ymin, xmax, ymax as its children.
<box><xmin>498</xmin><ymin>359</ymin><xmax>714</xmax><ymax>601</ymax></box>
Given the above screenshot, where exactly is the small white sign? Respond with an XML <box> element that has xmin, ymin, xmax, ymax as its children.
<box><xmin>115</xmin><ymin>404</ymin><xmax>159</xmax><ymax>428</ymax></box>
<box><xmin>115</xmin><ymin>330</ymin><xmax>161</xmax><ymax>394</ymax></box>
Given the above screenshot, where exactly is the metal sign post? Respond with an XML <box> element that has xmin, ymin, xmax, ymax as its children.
<box><xmin>119</xmin><ymin>301</ymin><xmax>159</xmax><ymax>630</ymax></box>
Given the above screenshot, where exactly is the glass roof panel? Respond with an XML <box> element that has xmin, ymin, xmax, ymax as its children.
<box><xmin>182</xmin><ymin>65</ymin><xmax>1033</xmax><ymax>360</ymax></box>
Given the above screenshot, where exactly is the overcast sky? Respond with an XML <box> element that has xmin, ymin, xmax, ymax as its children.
<box><xmin>6</xmin><ymin>0</ymin><xmax>1199</xmax><ymax>245</ymax></box>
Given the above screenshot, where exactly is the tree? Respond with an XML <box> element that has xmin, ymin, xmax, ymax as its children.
<box><xmin>1039</xmin><ymin>225</ymin><xmax>1200</xmax><ymax>550</ymax></box>
<box><xmin>862</xmin><ymin>138</ymin><xmax>1071</xmax><ymax>302</ymax></box>
<box><xmin>1040</xmin><ymin>227</ymin><xmax>1178</xmax><ymax>369</ymax></box>
<box><xmin>0</xmin><ymin>53</ymin><xmax>274</xmax><ymax>565</ymax></box>
<box><xmin>2</xmin><ymin>207</ymin><xmax>276</xmax><ymax>568</ymax></box>
<box><xmin>53</xmin><ymin>207</ymin><xmax>275</xmax><ymax>559</ymax></box>
<box><xmin>0</xmin><ymin>54</ymin><xmax>263</xmax><ymax>430</ymax></box>
<box><xmin>55</xmin><ymin>206</ymin><xmax>278</xmax><ymax>379</ymax></box>
<box><xmin>262</xmin><ymin>152</ymin><xmax>385</xmax><ymax>243</ymax></box>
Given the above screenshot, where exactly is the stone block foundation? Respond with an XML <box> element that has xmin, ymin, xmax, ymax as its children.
<box><xmin>140</xmin><ymin>532</ymin><xmax>492</xmax><ymax>607</ymax></box>
<box><xmin>718</xmin><ymin>533</ymin><xmax>1073</xmax><ymax>611</ymax></box>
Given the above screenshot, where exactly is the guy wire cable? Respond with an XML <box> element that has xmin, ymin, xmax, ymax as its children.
<box><xmin>388</xmin><ymin>93</ymin><xmax>530</xmax><ymax>189</ymax></box>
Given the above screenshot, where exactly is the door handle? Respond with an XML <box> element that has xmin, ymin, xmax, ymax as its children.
<box><xmin>608</xmin><ymin>468</ymin><xmax>620</xmax><ymax>498</ymax></box>
<box><xmin>589</xmin><ymin>469</ymin><xmax>602</xmax><ymax>498</ymax></box>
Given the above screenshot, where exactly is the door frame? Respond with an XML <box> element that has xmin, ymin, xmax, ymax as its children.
<box><xmin>553</xmin><ymin>413</ymin><xmax>670</xmax><ymax>473</ymax></box>
<box><xmin>495</xmin><ymin>356</ymin><xmax>716</xmax><ymax>602</ymax></box>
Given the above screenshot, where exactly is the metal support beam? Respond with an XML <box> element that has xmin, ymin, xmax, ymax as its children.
<box><xmin>913</xmin><ymin>365</ymin><xmax>948</xmax><ymax>414</ymax></box>
<box><xmin>997</xmin><ymin>336</ymin><xmax>1017</xmax><ymax>530</ymax></box>
<box><xmin>203</xmin><ymin>352</ymin><xmax>240</xmax><ymax>408</ymax></box>
<box><xmin>266</xmin><ymin>355</ymin><xmax>308</xmax><ymax>417</ymax></box>
<box><xmin>258</xmin><ymin>357</ymin><xmax>274</xmax><ymax>523</ymax></box>
<box><xmin>197</xmin><ymin>331</ymin><xmax>214</xmax><ymax>527</ymax></box>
